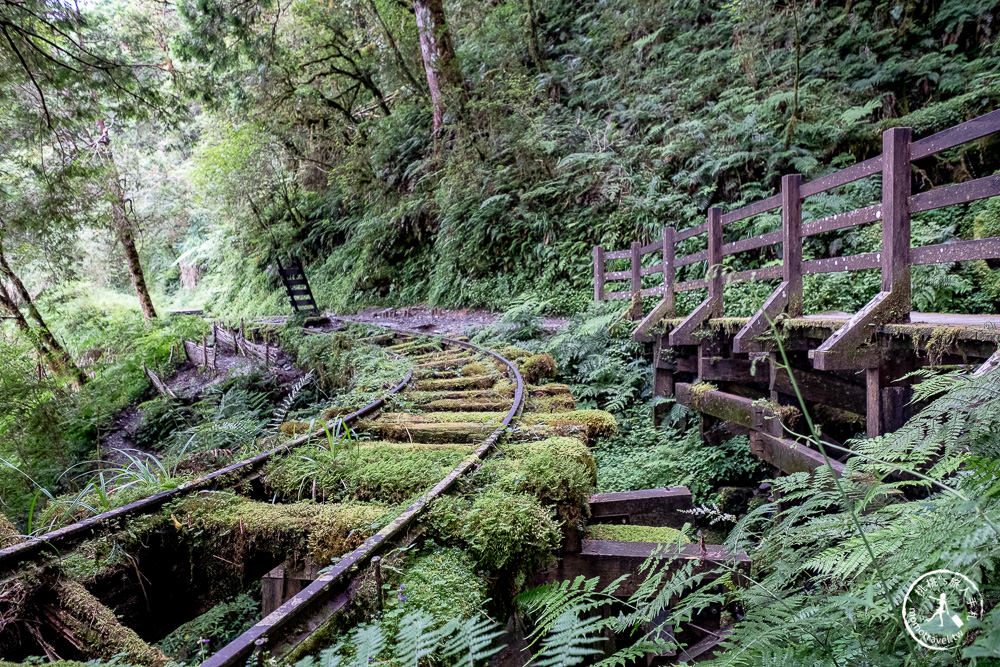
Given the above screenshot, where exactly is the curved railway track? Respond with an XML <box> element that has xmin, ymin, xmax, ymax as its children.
<box><xmin>2</xmin><ymin>323</ymin><xmax>530</xmax><ymax>666</ymax></box>
<box><xmin>203</xmin><ymin>326</ymin><xmax>526</xmax><ymax>665</ymax></box>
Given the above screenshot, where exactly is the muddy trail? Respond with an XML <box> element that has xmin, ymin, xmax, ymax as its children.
<box><xmin>98</xmin><ymin>327</ymin><xmax>304</xmax><ymax>467</ymax></box>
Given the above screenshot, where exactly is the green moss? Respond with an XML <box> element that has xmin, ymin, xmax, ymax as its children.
<box><xmin>519</xmin><ymin>353</ymin><xmax>557</xmax><ymax>383</ymax></box>
<box><xmin>279</xmin><ymin>420</ymin><xmax>317</xmax><ymax>437</ymax></box>
<box><xmin>498</xmin><ymin>344</ymin><xmax>532</xmax><ymax>360</ymax></box>
<box><xmin>479</xmin><ymin>438</ymin><xmax>596</xmax><ymax>524</ymax></box>
<box><xmin>54</xmin><ymin>579</ymin><xmax>169</xmax><ymax>664</ymax></box>
<box><xmin>461</xmin><ymin>361</ymin><xmax>493</xmax><ymax>376</ymax></box>
<box><xmin>519</xmin><ymin>410</ymin><xmax>618</xmax><ymax>441</ymax></box>
<box><xmin>171</xmin><ymin>493</ymin><xmax>390</xmax><ymax>564</ymax></box>
<box><xmin>461</xmin><ymin>489</ymin><xmax>561</xmax><ymax>572</ymax></box>
<box><xmin>264</xmin><ymin>443</ymin><xmax>469</xmax><ymax>502</ymax></box>
<box><xmin>527</xmin><ymin>394</ymin><xmax>577</xmax><ymax>413</ymax></box>
<box><xmin>360</xmin><ymin>420</ymin><xmax>495</xmax><ymax>443</ymax></box>
<box><xmin>416</xmin><ymin>375</ymin><xmax>496</xmax><ymax>391</ymax></box>
<box><xmin>0</xmin><ymin>514</ymin><xmax>21</xmax><ymax>548</ymax></box>
<box><xmin>379</xmin><ymin>546</ymin><xmax>487</xmax><ymax>640</ymax></box>
<box><xmin>528</xmin><ymin>383</ymin><xmax>573</xmax><ymax>397</ymax></box>
<box><xmin>423</xmin><ymin>397</ymin><xmax>511</xmax><ymax>412</ymax></box>
<box><xmin>586</xmin><ymin>523</ymin><xmax>691</xmax><ymax>544</ymax></box>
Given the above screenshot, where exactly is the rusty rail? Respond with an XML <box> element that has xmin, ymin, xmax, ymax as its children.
<box><xmin>201</xmin><ymin>323</ymin><xmax>526</xmax><ymax>667</ymax></box>
<box><xmin>591</xmin><ymin>109</ymin><xmax>1000</xmax><ymax>356</ymax></box>
<box><xmin>0</xmin><ymin>337</ymin><xmax>414</xmax><ymax>574</ymax></box>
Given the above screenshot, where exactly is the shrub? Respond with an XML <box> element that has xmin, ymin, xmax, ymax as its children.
<box><xmin>156</xmin><ymin>592</ymin><xmax>260</xmax><ymax>662</ymax></box>
<box><xmin>462</xmin><ymin>489</ymin><xmax>561</xmax><ymax>573</ymax></box>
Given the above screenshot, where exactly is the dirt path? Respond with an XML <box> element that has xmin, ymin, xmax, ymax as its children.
<box><xmin>98</xmin><ymin>343</ymin><xmax>300</xmax><ymax>467</ymax></box>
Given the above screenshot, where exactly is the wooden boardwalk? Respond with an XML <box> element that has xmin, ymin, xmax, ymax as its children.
<box><xmin>593</xmin><ymin>110</ymin><xmax>1000</xmax><ymax>474</ymax></box>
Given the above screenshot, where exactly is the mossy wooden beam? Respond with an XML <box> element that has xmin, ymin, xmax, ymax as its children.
<box><xmin>50</xmin><ymin>579</ymin><xmax>169</xmax><ymax>665</ymax></box>
<box><xmin>749</xmin><ymin>431</ymin><xmax>845</xmax><ymax>476</ymax></box>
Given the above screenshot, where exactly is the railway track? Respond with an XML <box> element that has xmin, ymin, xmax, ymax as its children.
<box><xmin>3</xmin><ymin>323</ymin><xmax>615</xmax><ymax>665</ymax></box>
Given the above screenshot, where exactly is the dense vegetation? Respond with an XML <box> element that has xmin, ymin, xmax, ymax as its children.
<box><xmin>2</xmin><ymin>0</ymin><xmax>1000</xmax><ymax>664</ymax></box>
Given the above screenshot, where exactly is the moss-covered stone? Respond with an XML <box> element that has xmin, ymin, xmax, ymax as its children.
<box><xmin>586</xmin><ymin>523</ymin><xmax>690</xmax><ymax>544</ymax></box>
<box><xmin>519</xmin><ymin>353</ymin><xmax>557</xmax><ymax>383</ymax></box>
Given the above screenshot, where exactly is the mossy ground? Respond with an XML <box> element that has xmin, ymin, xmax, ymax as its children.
<box><xmin>586</xmin><ymin>523</ymin><xmax>691</xmax><ymax>544</ymax></box>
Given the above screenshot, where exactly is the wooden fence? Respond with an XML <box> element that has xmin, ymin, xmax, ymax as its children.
<box><xmin>593</xmin><ymin>110</ymin><xmax>1000</xmax><ymax>367</ymax></box>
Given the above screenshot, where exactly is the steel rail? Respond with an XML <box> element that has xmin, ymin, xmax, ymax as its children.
<box><xmin>0</xmin><ymin>338</ymin><xmax>414</xmax><ymax>574</ymax></box>
<box><xmin>201</xmin><ymin>323</ymin><xmax>526</xmax><ymax>667</ymax></box>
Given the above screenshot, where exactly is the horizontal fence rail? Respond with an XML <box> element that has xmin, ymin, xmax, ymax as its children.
<box><xmin>592</xmin><ymin>109</ymin><xmax>1000</xmax><ymax>357</ymax></box>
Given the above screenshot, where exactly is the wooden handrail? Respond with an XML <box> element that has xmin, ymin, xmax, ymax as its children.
<box><xmin>588</xmin><ymin>109</ymin><xmax>1000</xmax><ymax>364</ymax></box>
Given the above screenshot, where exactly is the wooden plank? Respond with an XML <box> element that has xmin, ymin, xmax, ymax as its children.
<box><xmin>605</xmin><ymin>270</ymin><xmax>630</xmax><ymax>280</ymax></box>
<box><xmin>640</xmin><ymin>285</ymin><xmax>668</xmax><ymax>297</ymax></box>
<box><xmin>675</xmin><ymin>278</ymin><xmax>707</xmax><ymax>292</ymax></box>
<box><xmin>770</xmin><ymin>365</ymin><xmax>866</xmax><ymax>414</ymax></box>
<box><xmin>722</xmin><ymin>229</ymin><xmax>781</xmax><ymax>257</ymax></box>
<box><xmin>605</xmin><ymin>249</ymin><xmax>631</xmax><ymax>260</ymax></box>
<box><xmin>800</xmin><ymin>155</ymin><xmax>882</xmax><ymax>197</ymax></box>
<box><xmin>287</xmin><ymin>288</ymin><xmax>311</xmax><ymax>296</ymax></box>
<box><xmin>912</xmin><ymin>237</ymin><xmax>1000</xmax><ymax>265</ymax></box>
<box><xmin>676</xmin><ymin>223</ymin><xmax>706</xmax><ymax>241</ymax></box>
<box><xmin>811</xmin><ymin>290</ymin><xmax>896</xmax><ymax>370</ymax></box>
<box><xmin>802</xmin><ymin>252</ymin><xmax>880</xmax><ymax>275</ymax></box>
<box><xmin>640</xmin><ymin>239</ymin><xmax>663</xmax><ymax>255</ymax></box>
<box><xmin>749</xmin><ymin>432</ymin><xmax>845</xmax><ymax>475</ymax></box>
<box><xmin>720</xmin><ymin>194</ymin><xmax>782</xmax><ymax>226</ymax></box>
<box><xmin>279</xmin><ymin>268</ymin><xmax>304</xmax><ymax>277</ymax></box>
<box><xmin>538</xmin><ymin>541</ymin><xmax>748</xmax><ymax>597</ymax></box>
<box><xmin>910</xmin><ymin>109</ymin><xmax>1000</xmax><ymax>160</ymax></box>
<box><xmin>802</xmin><ymin>204</ymin><xmax>881</xmax><ymax>238</ymax></box>
<box><xmin>284</xmin><ymin>278</ymin><xmax>309</xmax><ymax>287</ymax></box>
<box><xmin>668</xmin><ymin>297</ymin><xmax>714</xmax><ymax>346</ymax></box>
<box><xmin>640</xmin><ymin>263</ymin><xmax>664</xmax><ymax>276</ymax></box>
<box><xmin>697</xmin><ymin>357</ymin><xmax>759</xmax><ymax>383</ymax></box>
<box><xmin>723</xmin><ymin>264</ymin><xmax>782</xmax><ymax>285</ymax></box>
<box><xmin>909</xmin><ymin>174</ymin><xmax>1000</xmax><ymax>213</ymax></box>
<box><xmin>606</xmin><ymin>290</ymin><xmax>631</xmax><ymax>300</ymax></box>
<box><xmin>676</xmin><ymin>249</ymin><xmax>707</xmax><ymax>267</ymax></box>
<box><xmin>593</xmin><ymin>246</ymin><xmax>605</xmax><ymax>302</ymax></box>
<box><xmin>974</xmin><ymin>348</ymin><xmax>1000</xmax><ymax>377</ymax></box>
<box><xmin>633</xmin><ymin>294</ymin><xmax>674</xmax><ymax>342</ymax></box>
<box><xmin>588</xmin><ymin>487</ymin><xmax>692</xmax><ymax>526</ymax></box>
<box><xmin>732</xmin><ymin>283</ymin><xmax>789</xmax><ymax>354</ymax></box>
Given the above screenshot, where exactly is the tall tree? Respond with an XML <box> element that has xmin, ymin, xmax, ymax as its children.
<box><xmin>413</xmin><ymin>0</ymin><xmax>461</xmax><ymax>133</ymax></box>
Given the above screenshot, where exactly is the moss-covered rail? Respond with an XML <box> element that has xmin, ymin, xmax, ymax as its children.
<box><xmin>0</xmin><ymin>331</ymin><xmax>413</xmax><ymax>574</ymax></box>
<box><xmin>200</xmin><ymin>325</ymin><xmax>527</xmax><ymax>666</ymax></box>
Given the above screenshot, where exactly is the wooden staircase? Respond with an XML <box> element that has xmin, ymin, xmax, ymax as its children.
<box><xmin>277</xmin><ymin>258</ymin><xmax>320</xmax><ymax>315</ymax></box>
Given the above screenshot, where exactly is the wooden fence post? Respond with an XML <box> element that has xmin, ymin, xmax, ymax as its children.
<box><xmin>593</xmin><ymin>245</ymin><xmax>605</xmax><ymax>302</ymax></box>
<box><xmin>662</xmin><ymin>226</ymin><xmax>675</xmax><ymax>317</ymax></box>
<box><xmin>202</xmin><ymin>334</ymin><xmax>208</xmax><ymax>370</ymax></box>
<box><xmin>707</xmin><ymin>207</ymin><xmax>723</xmax><ymax>316</ymax></box>
<box><xmin>882</xmin><ymin>126</ymin><xmax>912</xmax><ymax>315</ymax></box>
<box><xmin>782</xmin><ymin>174</ymin><xmax>803</xmax><ymax>317</ymax></box>
<box><xmin>629</xmin><ymin>241</ymin><xmax>642</xmax><ymax>319</ymax></box>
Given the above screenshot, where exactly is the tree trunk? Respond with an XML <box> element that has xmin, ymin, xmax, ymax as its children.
<box><xmin>0</xmin><ymin>237</ymin><xmax>86</xmax><ymax>387</ymax></box>
<box><xmin>413</xmin><ymin>0</ymin><xmax>461</xmax><ymax>133</ymax></box>
<box><xmin>95</xmin><ymin>119</ymin><xmax>158</xmax><ymax>322</ymax></box>
<box><xmin>524</xmin><ymin>0</ymin><xmax>546</xmax><ymax>72</ymax></box>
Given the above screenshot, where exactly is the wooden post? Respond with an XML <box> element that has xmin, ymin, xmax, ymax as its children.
<box><xmin>240</xmin><ymin>318</ymin><xmax>245</xmax><ymax>340</ymax></box>
<box><xmin>202</xmin><ymin>334</ymin><xmax>208</xmax><ymax>370</ymax></box>
<box><xmin>662</xmin><ymin>226</ymin><xmax>675</xmax><ymax>317</ymax></box>
<box><xmin>782</xmin><ymin>174</ymin><xmax>803</xmax><ymax>317</ymax></box>
<box><xmin>265</xmin><ymin>338</ymin><xmax>271</xmax><ymax>367</ymax></box>
<box><xmin>707</xmin><ymin>207</ymin><xmax>723</xmax><ymax>316</ymax></box>
<box><xmin>593</xmin><ymin>245</ymin><xmax>605</xmax><ymax>302</ymax></box>
<box><xmin>882</xmin><ymin>126</ymin><xmax>912</xmax><ymax>316</ymax></box>
<box><xmin>629</xmin><ymin>241</ymin><xmax>642</xmax><ymax>319</ymax></box>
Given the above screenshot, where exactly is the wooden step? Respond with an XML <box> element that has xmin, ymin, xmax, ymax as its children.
<box><xmin>588</xmin><ymin>487</ymin><xmax>692</xmax><ymax>527</ymax></box>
